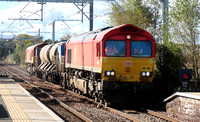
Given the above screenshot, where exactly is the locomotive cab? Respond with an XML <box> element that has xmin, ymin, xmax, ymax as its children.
<box><xmin>102</xmin><ymin>39</ymin><xmax>154</xmax><ymax>83</ymax></box>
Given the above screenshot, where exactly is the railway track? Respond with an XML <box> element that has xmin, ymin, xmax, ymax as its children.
<box><xmin>123</xmin><ymin>109</ymin><xmax>179</xmax><ymax>122</ymax></box>
<box><xmin>0</xmin><ymin>65</ymin><xmax>91</xmax><ymax>122</ymax></box>
<box><xmin>0</xmin><ymin>63</ymin><xmax>135</xmax><ymax>121</ymax></box>
<box><xmin>0</xmin><ymin>63</ymin><xmax>181</xmax><ymax>122</ymax></box>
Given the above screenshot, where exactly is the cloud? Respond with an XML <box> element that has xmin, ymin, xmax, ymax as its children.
<box><xmin>0</xmin><ymin>1</ymin><xmax>112</xmax><ymax>40</ymax></box>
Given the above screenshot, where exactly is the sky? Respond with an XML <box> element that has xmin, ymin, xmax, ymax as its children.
<box><xmin>0</xmin><ymin>0</ymin><xmax>117</xmax><ymax>41</ymax></box>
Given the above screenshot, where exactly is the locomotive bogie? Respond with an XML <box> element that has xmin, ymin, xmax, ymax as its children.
<box><xmin>72</xmin><ymin>77</ymin><xmax>88</xmax><ymax>94</ymax></box>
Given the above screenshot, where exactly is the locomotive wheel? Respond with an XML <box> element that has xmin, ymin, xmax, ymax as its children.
<box><xmin>100</xmin><ymin>99</ymin><xmax>103</xmax><ymax>104</ymax></box>
<box><xmin>78</xmin><ymin>90</ymin><xmax>81</xmax><ymax>95</ymax></box>
<box><xmin>104</xmin><ymin>101</ymin><xmax>108</xmax><ymax>107</ymax></box>
<box><xmin>61</xmin><ymin>81</ymin><xmax>66</xmax><ymax>89</ymax></box>
<box><xmin>42</xmin><ymin>73</ymin><xmax>47</xmax><ymax>80</ymax></box>
<box><xmin>94</xmin><ymin>97</ymin><xmax>98</xmax><ymax>102</ymax></box>
<box><xmin>88</xmin><ymin>90</ymin><xmax>91</xmax><ymax>96</ymax></box>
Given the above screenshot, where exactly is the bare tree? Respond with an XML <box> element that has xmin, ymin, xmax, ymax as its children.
<box><xmin>170</xmin><ymin>0</ymin><xmax>200</xmax><ymax>87</ymax></box>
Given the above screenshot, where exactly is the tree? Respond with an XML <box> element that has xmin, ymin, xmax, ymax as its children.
<box><xmin>108</xmin><ymin>0</ymin><xmax>162</xmax><ymax>42</ymax></box>
<box><xmin>14</xmin><ymin>34</ymin><xmax>43</xmax><ymax>65</ymax></box>
<box><xmin>170</xmin><ymin>0</ymin><xmax>200</xmax><ymax>87</ymax></box>
<box><xmin>60</xmin><ymin>33</ymin><xmax>79</xmax><ymax>41</ymax></box>
<box><xmin>60</xmin><ymin>34</ymin><xmax>72</xmax><ymax>41</ymax></box>
<box><xmin>154</xmin><ymin>42</ymin><xmax>185</xmax><ymax>97</ymax></box>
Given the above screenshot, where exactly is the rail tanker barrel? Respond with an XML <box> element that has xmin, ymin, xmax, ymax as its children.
<box><xmin>49</xmin><ymin>43</ymin><xmax>60</xmax><ymax>63</ymax></box>
<box><xmin>40</xmin><ymin>44</ymin><xmax>53</xmax><ymax>63</ymax></box>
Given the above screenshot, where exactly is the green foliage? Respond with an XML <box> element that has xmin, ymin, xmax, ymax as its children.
<box><xmin>169</xmin><ymin>0</ymin><xmax>200</xmax><ymax>84</ymax></box>
<box><xmin>110</xmin><ymin>0</ymin><xmax>151</xmax><ymax>27</ymax></box>
<box><xmin>153</xmin><ymin>42</ymin><xmax>185</xmax><ymax>96</ymax></box>
<box><xmin>13</xmin><ymin>34</ymin><xmax>42</xmax><ymax>66</ymax></box>
<box><xmin>5</xmin><ymin>53</ymin><xmax>14</xmax><ymax>64</ymax></box>
<box><xmin>44</xmin><ymin>39</ymin><xmax>52</xmax><ymax>44</ymax></box>
<box><xmin>170</xmin><ymin>0</ymin><xmax>199</xmax><ymax>45</ymax></box>
<box><xmin>108</xmin><ymin>0</ymin><xmax>162</xmax><ymax>40</ymax></box>
<box><xmin>0</xmin><ymin>38</ymin><xmax>15</xmax><ymax>59</ymax></box>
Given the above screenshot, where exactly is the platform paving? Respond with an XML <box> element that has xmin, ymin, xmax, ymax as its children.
<box><xmin>0</xmin><ymin>77</ymin><xmax>64</xmax><ymax>122</ymax></box>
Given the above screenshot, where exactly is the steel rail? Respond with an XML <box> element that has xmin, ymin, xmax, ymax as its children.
<box><xmin>147</xmin><ymin>110</ymin><xmax>179</xmax><ymax>122</ymax></box>
<box><xmin>2</xmin><ymin>66</ymin><xmax>93</xmax><ymax>122</ymax></box>
<box><xmin>106</xmin><ymin>107</ymin><xmax>141</xmax><ymax>122</ymax></box>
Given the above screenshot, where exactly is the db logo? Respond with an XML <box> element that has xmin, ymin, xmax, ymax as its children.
<box><xmin>124</xmin><ymin>61</ymin><xmax>132</xmax><ymax>66</ymax></box>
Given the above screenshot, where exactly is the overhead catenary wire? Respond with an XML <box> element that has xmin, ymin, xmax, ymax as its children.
<box><xmin>3</xmin><ymin>0</ymin><xmax>124</xmax><ymax>40</ymax></box>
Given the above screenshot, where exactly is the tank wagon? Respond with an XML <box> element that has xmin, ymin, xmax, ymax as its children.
<box><xmin>25</xmin><ymin>24</ymin><xmax>155</xmax><ymax>104</ymax></box>
<box><xmin>36</xmin><ymin>42</ymin><xmax>66</xmax><ymax>82</ymax></box>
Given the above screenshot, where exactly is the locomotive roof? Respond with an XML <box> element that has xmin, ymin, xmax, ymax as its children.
<box><xmin>68</xmin><ymin>24</ymin><xmax>154</xmax><ymax>42</ymax></box>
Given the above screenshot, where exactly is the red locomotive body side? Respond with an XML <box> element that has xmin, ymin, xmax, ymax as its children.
<box><xmin>66</xmin><ymin>33</ymin><xmax>102</xmax><ymax>72</ymax></box>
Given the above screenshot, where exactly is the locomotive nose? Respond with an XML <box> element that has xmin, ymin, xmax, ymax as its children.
<box><xmin>102</xmin><ymin>57</ymin><xmax>154</xmax><ymax>82</ymax></box>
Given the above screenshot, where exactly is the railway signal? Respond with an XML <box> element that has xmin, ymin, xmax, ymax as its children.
<box><xmin>179</xmin><ymin>69</ymin><xmax>192</xmax><ymax>90</ymax></box>
<box><xmin>179</xmin><ymin>69</ymin><xmax>192</xmax><ymax>82</ymax></box>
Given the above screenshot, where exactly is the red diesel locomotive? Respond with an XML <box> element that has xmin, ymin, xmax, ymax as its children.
<box><xmin>25</xmin><ymin>24</ymin><xmax>155</xmax><ymax>104</ymax></box>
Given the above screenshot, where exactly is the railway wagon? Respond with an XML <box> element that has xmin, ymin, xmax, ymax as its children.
<box><xmin>25</xmin><ymin>43</ymin><xmax>47</xmax><ymax>75</ymax></box>
<box><xmin>61</xmin><ymin>24</ymin><xmax>155</xmax><ymax>103</ymax></box>
<box><xmin>36</xmin><ymin>41</ymin><xmax>66</xmax><ymax>82</ymax></box>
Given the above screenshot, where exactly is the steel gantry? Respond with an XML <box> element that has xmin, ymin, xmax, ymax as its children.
<box><xmin>3</xmin><ymin>0</ymin><xmax>94</xmax><ymax>31</ymax></box>
<box><xmin>0</xmin><ymin>0</ymin><xmax>123</xmax><ymax>41</ymax></box>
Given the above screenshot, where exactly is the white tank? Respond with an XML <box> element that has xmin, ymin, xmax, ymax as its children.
<box><xmin>49</xmin><ymin>42</ymin><xmax>66</xmax><ymax>63</ymax></box>
<box><xmin>40</xmin><ymin>44</ymin><xmax>53</xmax><ymax>63</ymax></box>
<box><xmin>49</xmin><ymin>43</ymin><xmax>59</xmax><ymax>62</ymax></box>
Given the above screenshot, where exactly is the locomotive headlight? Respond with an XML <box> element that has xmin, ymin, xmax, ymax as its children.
<box><xmin>104</xmin><ymin>71</ymin><xmax>115</xmax><ymax>76</ymax></box>
<box><xmin>146</xmin><ymin>72</ymin><xmax>150</xmax><ymax>76</ymax></box>
<box><xmin>141</xmin><ymin>72</ymin><xmax>146</xmax><ymax>77</ymax></box>
<box><xmin>111</xmin><ymin>71</ymin><xmax>115</xmax><ymax>76</ymax></box>
<box><xmin>141</xmin><ymin>72</ymin><xmax>152</xmax><ymax>77</ymax></box>
<box><xmin>106</xmin><ymin>71</ymin><xmax>111</xmax><ymax>76</ymax></box>
<box><xmin>127</xmin><ymin>35</ymin><xmax>131</xmax><ymax>40</ymax></box>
